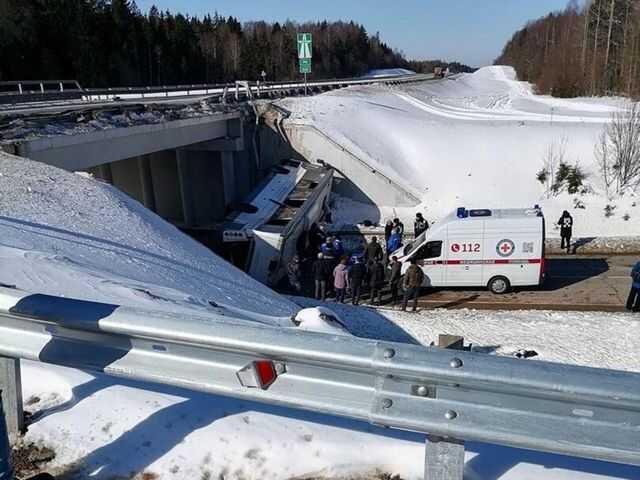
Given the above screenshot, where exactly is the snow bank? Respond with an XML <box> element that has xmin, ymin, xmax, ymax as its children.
<box><xmin>280</xmin><ymin>66</ymin><xmax>640</xmax><ymax>238</ymax></box>
<box><xmin>0</xmin><ymin>152</ymin><xmax>297</xmax><ymax>322</ymax></box>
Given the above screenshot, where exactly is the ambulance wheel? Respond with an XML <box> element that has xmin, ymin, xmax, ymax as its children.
<box><xmin>488</xmin><ymin>276</ymin><xmax>510</xmax><ymax>294</ymax></box>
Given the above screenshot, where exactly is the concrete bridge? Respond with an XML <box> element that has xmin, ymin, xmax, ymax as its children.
<box><xmin>1</xmin><ymin>73</ymin><xmax>435</xmax><ymax>252</ymax></box>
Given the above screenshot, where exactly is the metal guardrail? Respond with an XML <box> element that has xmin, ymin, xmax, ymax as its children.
<box><xmin>80</xmin><ymin>73</ymin><xmax>434</xmax><ymax>99</ymax></box>
<box><xmin>0</xmin><ymin>74</ymin><xmax>435</xmax><ymax>113</ymax></box>
<box><xmin>0</xmin><ymin>287</ymin><xmax>638</xmax><ymax>479</ymax></box>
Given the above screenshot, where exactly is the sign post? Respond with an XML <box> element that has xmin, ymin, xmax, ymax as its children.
<box><xmin>297</xmin><ymin>33</ymin><xmax>312</xmax><ymax>95</ymax></box>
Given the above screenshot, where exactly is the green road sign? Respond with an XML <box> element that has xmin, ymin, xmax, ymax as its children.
<box><xmin>297</xmin><ymin>33</ymin><xmax>312</xmax><ymax>59</ymax></box>
<box><xmin>299</xmin><ymin>58</ymin><xmax>312</xmax><ymax>74</ymax></box>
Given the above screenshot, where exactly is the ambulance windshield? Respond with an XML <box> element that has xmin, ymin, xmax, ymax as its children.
<box><xmin>403</xmin><ymin>230</ymin><xmax>429</xmax><ymax>257</ymax></box>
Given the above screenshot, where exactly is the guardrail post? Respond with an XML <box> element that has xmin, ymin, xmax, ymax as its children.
<box><xmin>424</xmin><ymin>336</ymin><xmax>466</xmax><ymax>480</ymax></box>
<box><xmin>425</xmin><ymin>436</ymin><xmax>464</xmax><ymax>480</ymax></box>
<box><xmin>0</xmin><ymin>357</ymin><xmax>24</xmax><ymax>440</ymax></box>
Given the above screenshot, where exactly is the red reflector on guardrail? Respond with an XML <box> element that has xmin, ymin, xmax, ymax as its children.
<box><xmin>236</xmin><ymin>360</ymin><xmax>279</xmax><ymax>390</ymax></box>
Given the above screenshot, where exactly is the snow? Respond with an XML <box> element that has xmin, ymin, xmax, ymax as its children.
<box><xmin>21</xmin><ymin>303</ymin><xmax>640</xmax><ymax>479</ymax></box>
<box><xmin>280</xmin><ymin>66</ymin><xmax>640</xmax><ymax>238</ymax></box>
<box><xmin>0</xmin><ymin>151</ymin><xmax>298</xmax><ymax>323</ymax></box>
<box><xmin>0</xmin><ymin>101</ymin><xmax>232</xmax><ymax>143</ymax></box>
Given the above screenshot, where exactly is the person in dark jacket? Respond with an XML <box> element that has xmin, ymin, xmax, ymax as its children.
<box><xmin>364</xmin><ymin>237</ymin><xmax>384</xmax><ymax>263</ymax></box>
<box><xmin>402</xmin><ymin>258</ymin><xmax>424</xmax><ymax>312</ymax></box>
<box><xmin>627</xmin><ymin>260</ymin><xmax>640</xmax><ymax>312</ymax></box>
<box><xmin>387</xmin><ymin>228</ymin><xmax>402</xmax><ymax>255</ymax></box>
<box><xmin>384</xmin><ymin>220</ymin><xmax>394</xmax><ymax>247</ymax></box>
<box><xmin>312</xmin><ymin>253</ymin><xmax>332</xmax><ymax>301</ymax></box>
<box><xmin>348</xmin><ymin>257</ymin><xmax>366</xmax><ymax>305</ymax></box>
<box><xmin>393</xmin><ymin>218</ymin><xmax>405</xmax><ymax>240</ymax></box>
<box><xmin>414</xmin><ymin>213</ymin><xmax>429</xmax><ymax>237</ymax></box>
<box><xmin>389</xmin><ymin>256</ymin><xmax>402</xmax><ymax>305</ymax></box>
<box><xmin>368</xmin><ymin>258</ymin><xmax>386</xmax><ymax>305</ymax></box>
<box><xmin>332</xmin><ymin>236</ymin><xmax>344</xmax><ymax>258</ymax></box>
<box><xmin>557</xmin><ymin>211</ymin><xmax>573</xmax><ymax>254</ymax></box>
<box><xmin>320</xmin><ymin>236</ymin><xmax>335</xmax><ymax>258</ymax></box>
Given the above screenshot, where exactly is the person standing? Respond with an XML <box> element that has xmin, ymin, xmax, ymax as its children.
<box><xmin>312</xmin><ymin>253</ymin><xmax>330</xmax><ymax>301</ymax></box>
<box><xmin>321</xmin><ymin>236</ymin><xmax>335</xmax><ymax>258</ymax></box>
<box><xmin>364</xmin><ymin>236</ymin><xmax>384</xmax><ymax>263</ymax></box>
<box><xmin>384</xmin><ymin>220</ymin><xmax>394</xmax><ymax>248</ymax></box>
<box><xmin>333</xmin><ymin>257</ymin><xmax>349</xmax><ymax>304</ymax></box>
<box><xmin>349</xmin><ymin>257</ymin><xmax>366</xmax><ymax>305</ymax></box>
<box><xmin>626</xmin><ymin>260</ymin><xmax>640</xmax><ymax>312</ymax></box>
<box><xmin>332</xmin><ymin>236</ymin><xmax>344</xmax><ymax>258</ymax></box>
<box><xmin>414</xmin><ymin>212</ymin><xmax>429</xmax><ymax>237</ymax></box>
<box><xmin>287</xmin><ymin>255</ymin><xmax>302</xmax><ymax>293</ymax></box>
<box><xmin>557</xmin><ymin>211</ymin><xmax>573</xmax><ymax>254</ymax></box>
<box><xmin>402</xmin><ymin>258</ymin><xmax>424</xmax><ymax>312</ymax></box>
<box><xmin>368</xmin><ymin>258</ymin><xmax>385</xmax><ymax>305</ymax></box>
<box><xmin>387</xmin><ymin>228</ymin><xmax>402</xmax><ymax>255</ymax></box>
<box><xmin>389</xmin><ymin>256</ymin><xmax>402</xmax><ymax>305</ymax></box>
<box><xmin>393</xmin><ymin>218</ymin><xmax>405</xmax><ymax>241</ymax></box>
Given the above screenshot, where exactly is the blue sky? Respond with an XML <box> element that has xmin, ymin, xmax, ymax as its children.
<box><xmin>135</xmin><ymin>0</ymin><xmax>574</xmax><ymax>66</ymax></box>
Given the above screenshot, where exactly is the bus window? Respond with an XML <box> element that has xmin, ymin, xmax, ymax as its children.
<box><xmin>415</xmin><ymin>241</ymin><xmax>442</xmax><ymax>260</ymax></box>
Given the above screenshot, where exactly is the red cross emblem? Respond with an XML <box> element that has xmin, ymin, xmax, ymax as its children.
<box><xmin>496</xmin><ymin>239</ymin><xmax>515</xmax><ymax>257</ymax></box>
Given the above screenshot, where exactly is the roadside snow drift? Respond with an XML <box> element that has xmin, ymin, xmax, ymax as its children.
<box><xmin>0</xmin><ymin>152</ymin><xmax>297</xmax><ymax>322</ymax></box>
<box><xmin>281</xmin><ymin>66</ymin><xmax>639</xmax><ymax>237</ymax></box>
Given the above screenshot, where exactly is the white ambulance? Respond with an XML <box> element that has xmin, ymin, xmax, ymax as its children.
<box><xmin>393</xmin><ymin>207</ymin><xmax>545</xmax><ymax>294</ymax></box>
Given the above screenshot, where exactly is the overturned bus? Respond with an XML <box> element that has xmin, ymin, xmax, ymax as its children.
<box><xmin>223</xmin><ymin>160</ymin><xmax>333</xmax><ymax>287</ymax></box>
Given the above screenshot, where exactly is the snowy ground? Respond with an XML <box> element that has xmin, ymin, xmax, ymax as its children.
<box><xmin>280</xmin><ymin>66</ymin><xmax>640</xmax><ymax>238</ymax></box>
<box><xmin>21</xmin><ymin>303</ymin><xmax>640</xmax><ymax>479</ymax></box>
<box><xmin>0</xmin><ymin>152</ymin><xmax>297</xmax><ymax>323</ymax></box>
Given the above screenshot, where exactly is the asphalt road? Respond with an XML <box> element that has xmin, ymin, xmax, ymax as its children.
<box><xmin>412</xmin><ymin>255</ymin><xmax>637</xmax><ymax>312</ymax></box>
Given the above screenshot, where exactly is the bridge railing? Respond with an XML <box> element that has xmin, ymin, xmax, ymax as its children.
<box><xmin>2</xmin><ymin>287</ymin><xmax>636</xmax><ymax>479</ymax></box>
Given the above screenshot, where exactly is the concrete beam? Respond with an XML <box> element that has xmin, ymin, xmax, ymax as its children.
<box><xmin>97</xmin><ymin>163</ymin><xmax>113</xmax><ymax>183</ymax></box>
<box><xmin>183</xmin><ymin>137</ymin><xmax>244</xmax><ymax>152</ymax></box>
<box><xmin>138</xmin><ymin>155</ymin><xmax>156</xmax><ymax>211</ymax></box>
<box><xmin>15</xmin><ymin>113</ymin><xmax>238</xmax><ymax>171</ymax></box>
<box><xmin>176</xmin><ymin>149</ymin><xmax>195</xmax><ymax>227</ymax></box>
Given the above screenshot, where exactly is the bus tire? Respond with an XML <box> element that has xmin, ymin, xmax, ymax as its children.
<box><xmin>488</xmin><ymin>276</ymin><xmax>510</xmax><ymax>294</ymax></box>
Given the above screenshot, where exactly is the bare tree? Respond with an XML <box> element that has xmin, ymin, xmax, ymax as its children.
<box><xmin>540</xmin><ymin>137</ymin><xmax>568</xmax><ymax>197</ymax></box>
<box><xmin>596</xmin><ymin>101</ymin><xmax>640</xmax><ymax>195</ymax></box>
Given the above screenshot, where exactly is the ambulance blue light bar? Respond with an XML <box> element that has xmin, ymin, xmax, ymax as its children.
<box><xmin>457</xmin><ymin>208</ymin><xmax>493</xmax><ymax>218</ymax></box>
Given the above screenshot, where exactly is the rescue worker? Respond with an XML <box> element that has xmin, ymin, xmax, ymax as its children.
<box><xmin>287</xmin><ymin>255</ymin><xmax>302</xmax><ymax>293</ymax></box>
<box><xmin>368</xmin><ymin>258</ymin><xmax>385</xmax><ymax>305</ymax></box>
<box><xmin>389</xmin><ymin>256</ymin><xmax>402</xmax><ymax>305</ymax></box>
<box><xmin>364</xmin><ymin>236</ymin><xmax>384</xmax><ymax>263</ymax></box>
<box><xmin>387</xmin><ymin>228</ymin><xmax>402</xmax><ymax>255</ymax></box>
<box><xmin>312</xmin><ymin>253</ymin><xmax>331</xmax><ymax>301</ymax></box>
<box><xmin>320</xmin><ymin>236</ymin><xmax>335</xmax><ymax>259</ymax></box>
<box><xmin>348</xmin><ymin>257</ymin><xmax>366</xmax><ymax>305</ymax></box>
<box><xmin>333</xmin><ymin>256</ymin><xmax>349</xmax><ymax>304</ymax></box>
<box><xmin>557</xmin><ymin>211</ymin><xmax>573</xmax><ymax>254</ymax></box>
<box><xmin>414</xmin><ymin>212</ymin><xmax>429</xmax><ymax>237</ymax></box>
<box><xmin>626</xmin><ymin>259</ymin><xmax>640</xmax><ymax>312</ymax></box>
<box><xmin>402</xmin><ymin>258</ymin><xmax>424</xmax><ymax>312</ymax></box>
<box><xmin>393</xmin><ymin>218</ymin><xmax>405</xmax><ymax>240</ymax></box>
<box><xmin>384</xmin><ymin>220</ymin><xmax>394</xmax><ymax>247</ymax></box>
<box><xmin>332</xmin><ymin>236</ymin><xmax>344</xmax><ymax>258</ymax></box>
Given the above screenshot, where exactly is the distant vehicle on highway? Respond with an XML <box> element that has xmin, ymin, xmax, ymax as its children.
<box><xmin>433</xmin><ymin>67</ymin><xmax>448</xmax><ymax>78</ymax></box>
<box><xmin>391</xmin><ymin>206</ymin><xmax>546</xmax><ymax>294</ymax></box>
